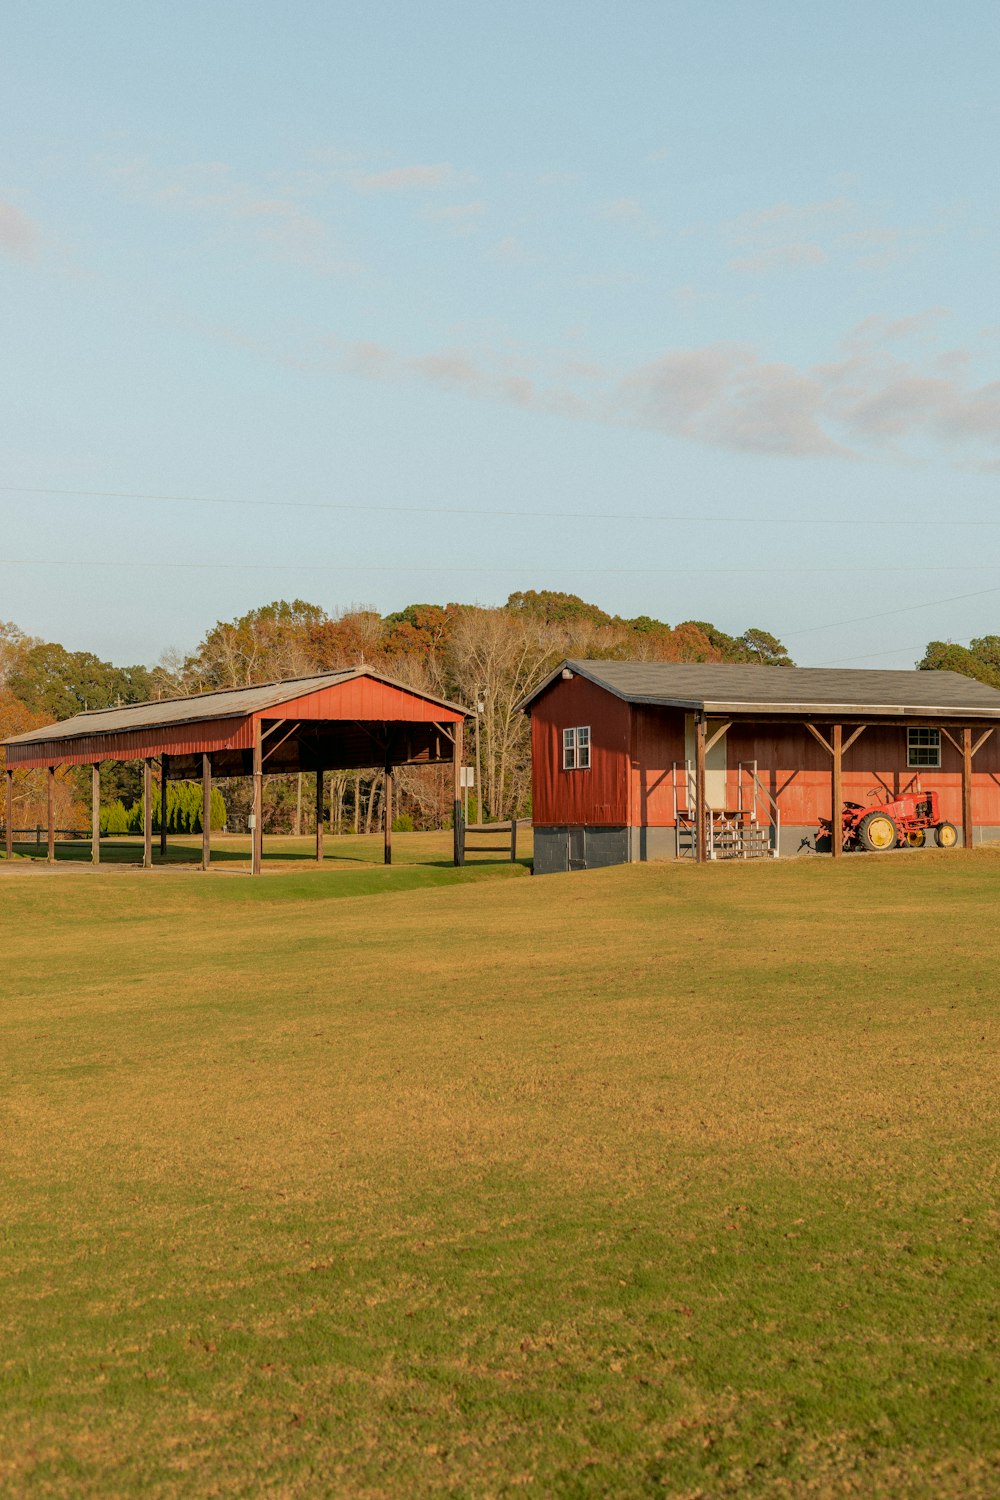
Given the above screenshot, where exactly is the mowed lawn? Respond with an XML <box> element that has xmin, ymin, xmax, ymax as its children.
<box><xmin>1</xmin><ymin>841</ymin><xmax>998</xmax><ymax>1498</ymax></box>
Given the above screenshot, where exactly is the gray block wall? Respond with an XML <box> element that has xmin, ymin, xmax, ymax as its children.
<box><xmin>532</xmin><ymin>822</ymin><xmax>1000</xmax><ymax>872</ymax></box>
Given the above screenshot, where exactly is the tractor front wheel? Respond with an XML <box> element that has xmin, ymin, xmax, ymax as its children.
<box><xmin>905</xmin><ymin>829</ymin><xmax>926</xmax><ymax>848</ymax></box>
<box><xmin>857</xmin><ymin>811</ymin><xmax>898</xmax><ymax>851</ymax></box>
<box><xmin>934</xmin><ymin>821</ymin><xmax>959</xmax><ymax>848</ymax></box>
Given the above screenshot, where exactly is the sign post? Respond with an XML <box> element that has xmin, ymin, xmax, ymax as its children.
<box><xmin>460</xmin><ymin>765</ymin><xmax>474</xmax><ymax>827</ymax></box>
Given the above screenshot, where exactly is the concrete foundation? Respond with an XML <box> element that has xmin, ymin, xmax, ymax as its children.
<box><xmin>532</xmin><ymin>822</ymin><xmax>1000</xmax><ymax>872</ymax></box>
<box><xmin>533</xmin><ymin>825</ymin><xmax>628</xmax><ymax>874</ymax></box>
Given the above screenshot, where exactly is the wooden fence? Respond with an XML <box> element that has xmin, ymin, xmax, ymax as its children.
<box><xmin>459</xmin><ymin>818</ymin><xmax>530</xmax><ymax>865</ymax></box>
<box><xmin>1</xmin><ymin>827</ymin><xmax>89</xmax><ymax>844</ymax></box>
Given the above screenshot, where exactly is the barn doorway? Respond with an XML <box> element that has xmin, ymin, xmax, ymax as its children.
<box><xmin>685</xmin><ymin>716</ymin><xmax>728</xmax><ymax>809</ymax></box>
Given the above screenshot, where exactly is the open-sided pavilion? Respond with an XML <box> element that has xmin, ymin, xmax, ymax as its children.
<box><xmin>2</xmin><ymin>670</ymin><xmax>469</xmax><ymax>873</ymax></box>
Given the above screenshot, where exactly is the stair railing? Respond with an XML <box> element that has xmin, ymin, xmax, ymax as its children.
<box><xmin>738</xmin><ymin>761</ymin><xmax>781</xmax><ymax>857</ymax></box>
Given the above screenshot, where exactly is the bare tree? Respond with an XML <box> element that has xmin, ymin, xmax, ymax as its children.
<box><xmin>446</xmin><ymin>608</ymin><xmax>562</xmax><ymax>819</ymax></box>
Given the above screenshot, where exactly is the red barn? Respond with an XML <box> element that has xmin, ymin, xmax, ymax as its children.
<box><xmin>520</xmin><ymin>661</ymin><xmax>1000</xmax><ymax>873</ymax></box>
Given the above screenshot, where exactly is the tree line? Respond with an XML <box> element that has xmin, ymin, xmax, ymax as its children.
<box><xmin>1</xmin><ymin>593</ymin><xmax>804</xmax><ymax>835</ymax></box>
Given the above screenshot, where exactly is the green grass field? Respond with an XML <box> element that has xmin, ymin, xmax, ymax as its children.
<box><xmin>2</xmin><ymin>839</ymin><xmax>998</xmax><ymax>1497</ymax></box>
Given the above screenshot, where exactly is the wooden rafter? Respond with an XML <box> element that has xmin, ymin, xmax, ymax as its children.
<box><xmin>705</xmin><ymin>720</ymin><xmax>732</xmax><ymax>754</ymax></box>
<box><xmin>973</xmin><ymin>727</ymin><xmax>995</xmax><ymax>758</ymax></box>
<box><xmin>845</xmin><ymin>723</ymin><xmax>869</xmax><ymax>756</ymax></box>
<box><xmin>262</xmin><ymin>721</ymin><xmax>301</xmax><ymax>765</ymax></box>
<box><xmin>804</xmin><ymin>722</ymin><xmax>833</xmax><ymax>756</ymax></box>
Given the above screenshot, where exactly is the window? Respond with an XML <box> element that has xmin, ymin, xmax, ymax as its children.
<box><xmin>562</xmin><ymin>725</ymin><xmax>591</xmax><ymax>770</ymax></box>
<box><xmin>908</xmin><ymin>727</ymin><xmax>941</xmax><ymax>768</ymax></box>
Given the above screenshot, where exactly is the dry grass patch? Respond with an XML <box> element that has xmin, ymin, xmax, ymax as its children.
<box><xmin>1</xmin><ymin>840</ymin><xmax>999</xmax><ymax>1495</ymax></box>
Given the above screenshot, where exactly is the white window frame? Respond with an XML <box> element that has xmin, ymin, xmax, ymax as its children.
<box><xmin>562</xmin><ymin>725</ymin><xmax>591</xmax><ymax>770</ymax></box>
<box><xmin>907</xmin><ymin>727</ymin><xmax>941</xmax><ymax>769</ymax></box>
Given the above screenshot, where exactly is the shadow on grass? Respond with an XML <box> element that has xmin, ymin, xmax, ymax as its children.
<box><xmin>4</xmin><ymin>834</ymin><xmax>533</xmax><ymax>885</ymax></box>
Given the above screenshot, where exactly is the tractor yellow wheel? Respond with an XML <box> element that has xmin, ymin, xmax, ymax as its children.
<box><xmin>935</xmin><ymin>822</ymin><xmax>958</xmax><ymax>848</ymax></box>
<box><xmin>905</xmin><ymin>829</ymin><xmax>926</xmax><ymax>848</ymax></box>
<box><xmin>858</xmin><ymin>811</ymin><xmax>898</xmax><ymax>851</ymax></box>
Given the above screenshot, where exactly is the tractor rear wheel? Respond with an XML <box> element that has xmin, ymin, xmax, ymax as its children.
<box><xmin>857</xmin><ymin>811</ymin><xmax>898</xmax><ymax>851</ymax></box>
<box><xmin>934</xmin><ymin>821</ymin><xmax>958</xmax><ymax>848</ymax></box>
<box><xmin>905</xmin><ymin>829</ymin><xmax>926</xmax><ymax>848</ymax></box>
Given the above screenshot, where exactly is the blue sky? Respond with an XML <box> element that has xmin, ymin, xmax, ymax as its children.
<box><xmin>3</xmin><ymin>1</ymin><xmax>999</xmax><ymax>667</ymax></box>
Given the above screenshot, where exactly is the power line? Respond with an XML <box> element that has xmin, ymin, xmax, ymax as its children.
<box><xmin>3</xmin><ymin>482</ymin><xmax>1000</xmax><ymax>529</ymax></box>
<box><xmin>814</xmin><ymin>644</ymin><xmax>929</xmax><ymax>665</ymax></box>
<box><xmin>782</xmin><ymin>582</ymin><xmax>1000</xmax><ymax>639</ymax></box>
<box><xmin>2</xmin><ymin>558</ymin><xmax>1000</xmax><ymax>577</ymax></box>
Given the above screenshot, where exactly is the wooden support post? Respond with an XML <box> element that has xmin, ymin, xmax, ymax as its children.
<box><xmin>315</xmin><ymin>769</ymin><xmax>325</xmax><ymax>865</ymax></box>
<box><xmin>202</xmin><ymin>753</ymin><xmax>212</xmax><ymax>871</ymax></box>
<box><xmin>47</xmin><ymin>765</ymin><xmax>56</xmax><ymax>863</ymax></box>
<box><xmin>453</xmin><ymin>722</ymin><xmax>464</xmax><ymax>867</ymax></box>
<box><xmin>5</xmin><ymin>768</ymin><xmax>13</xmax><ymax>861</ymax></box>
<box><xmin>384</xmin><ymin>762</ymin><xmax>393</xmax><ymax>866</ymax></box>
<box><xmin>511</xmin><ymin>817</ymin><xmax>518</xmax><ymax>863</ymax></box>
<box><xmin>143</xmin><ymin>759</ymin><xmax>153</xmax><ymax>869</ymax></box>
<box><xmin>695</xmin><ymin>714</ymin><xmax>707</xmax><ymax>864</ymax></box>
<box><xmin>92</xmin><ymin>763</ymin><xmax>101</xmax><ymax>865</ymax></box>
<box><xmin>252</xmin><ymin>721</ymin><xmax>263</xmax><ymax>876</ymax></box>
<box><xmin>962</xmin><ymin>726</ymin><xmax>974</xmax><ymax>850</ymax></box>
<box><xmin>160</xmin><ymin>753</ymin><xmax>169</xmax><ymax>857</ymax></box>
<box><xmin>831</xmin><ymin>724</ymin><xmax>843</xmax><ymax>859</ymax></box>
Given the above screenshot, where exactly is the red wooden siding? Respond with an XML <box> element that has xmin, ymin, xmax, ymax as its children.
<box><xmin>628</xmin><ymin>705</ymin><xmax>686</xmax><ymax>827</ymax></box>
<box><xmin>724</xmin><ymin>721</ymin><xmax>1000</xmax><ymax>828</ymax></box>
<box><xmin>6</xmin><ymin>675</ymin><xmax>464</xmax><ymax>769</ymax></box>
<box><xmin>6</xmin><ymin>715</ymin><xmax>252</xmax><ymax>770</ymax></box>
<box><xmin>257</xmin><ymin>678</ymin><xmax>464</xmax><ymax>724</ymax></box>
<box><xmin>530</xmin><ymin>690</ymin><xmax>1000</xmax><ymax>830</ymax></box>
<box><xmin>530</xmin><ymin>674</ymin><xmax>631</xmax><ymax>825</ymax></box>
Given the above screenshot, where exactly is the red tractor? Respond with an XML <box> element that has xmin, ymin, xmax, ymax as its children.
<box><xmin>817</xmin><ymin>788</ymin><xmax>958</xmax><ymax>853</ymax></box>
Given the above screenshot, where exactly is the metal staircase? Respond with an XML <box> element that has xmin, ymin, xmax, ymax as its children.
<box><xmin>671</xmin><ymin>761</ymin><xmax>780</xmax><ymax>860</ymax></box>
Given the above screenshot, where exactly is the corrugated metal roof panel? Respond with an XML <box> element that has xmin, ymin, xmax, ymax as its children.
<box><xmin>2</xmin><ymin>668</ymin><xmax>467</xmax><ymax>749</ymax></box>
<box><xmin>521</xmin><ymin>660</ymin><xmax>1000</xmax><ymax>717</ymax></box>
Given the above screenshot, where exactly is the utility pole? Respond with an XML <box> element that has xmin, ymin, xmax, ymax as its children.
<box><xmin>475</xmin><ymin>690</ymin><xmax>484</xmax><ymax>822</ymax></box>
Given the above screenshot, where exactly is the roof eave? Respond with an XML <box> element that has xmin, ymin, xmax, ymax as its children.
<box><xmin>1</xmin><ymin>667</ymin><xmax>470</xmax><ymax>750</ymax></box>
<box><xmin>697</xmin><ymin>701</ymin><xmax>1000</xmax><ymax>718</ymax></box>
<box><xmin>517</xmin><ymin>659</ymin><xmax>638</xmax><ymax>714</ymax></box>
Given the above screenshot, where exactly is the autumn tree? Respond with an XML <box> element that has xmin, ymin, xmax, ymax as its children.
<box><xmin>918</xmin><ymin>639</ymin><xmax>1000</xmax><ymax>689</ymax></box>
<box><xmin>447</xmin><ymin>607</ymin><xmax>563</xmax><ymax>819</ymax></box>
<box><xmin>8</xmin><ymin>642</ymin><xmax>153</xmax><ymax>720</ymax></box>
<box><xmin>182</xmin><ymin>599</ymin><xmax>329</xmax><ymax>690</ymax></box>
<box><xmin>0</xmin><ymin>621</ymin><xmax>31</xmax><ymax>687</ymax></box>
<box><xmin>308</xmin><ymin>608</ymin><xmax>389</xmax><ymax>672</ymax></box>
<box><xmin>0</xmin><ymin>687</ymin><xmax>84</xmax><ymax>836</ymax></box>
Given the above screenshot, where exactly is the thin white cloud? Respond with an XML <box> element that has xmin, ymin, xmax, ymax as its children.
<box><xmin>725</xmin><ymin>196</ymin><xmax>922</xmax><ymax>276</ymax></box>
<box><xmin>330</xmin><ymin>320</ymin><xmax>1000</xmax><ymax>463</ymax></box>
<box><xmin>594</xmin><ymin>195</ymin><xmax>661</xmax><ymax>237</ymax></box>
<box><xmin>351</xmin><ymin>162</ymin><xmax>464</xmax><ymax>193</ymax></box>
<box><xmin>850</xmin><ymin>308</ymin><xmax>952</xmax><ymax>344</ymax></box>
<box><xmin>424</xmin><ymin>200</ymin><xmax>486</xmax><ymax>235</ymax></box>
<box><xmin>100</xmin><ymin>158</ymin><xmax>359</xmax><ymax>275</ymax></box>
<box><xmin>730</xmin><ymin>242</ymin><xmax>826</xmax><ymax>274</ymax></box>
<box><xmin>489</xmin><ymin>235</ymin><xmax>540</xmax><ymax>266</ymax></box>
<box><xmin>597</xmin><ymin>196</ymin><xmax>643</xmax><ymax>222</ymax></box>
<box><xmin>536</xmin><ymin>170</ymin><xmax>580</xmax><ymax>188</ymax></box>
<box><xmin>617</xmin><ymin>345</ymin><xmax>847</xmax><ymax>456</ymax></box>
<box><xmin>0</xmin><ymin>199</ymin><xmax>41</xmax><ymax>262</ymax></box>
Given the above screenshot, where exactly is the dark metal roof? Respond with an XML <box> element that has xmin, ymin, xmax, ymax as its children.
<box><xmin>520</xmin><ymin>660</ymin><xmax>1000</xmax><ymax>719</ymax></box>
<box><xmin>3</xmin><ymin>668</ymin><xmax>468</xmax><ymax>748</ymax></box>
